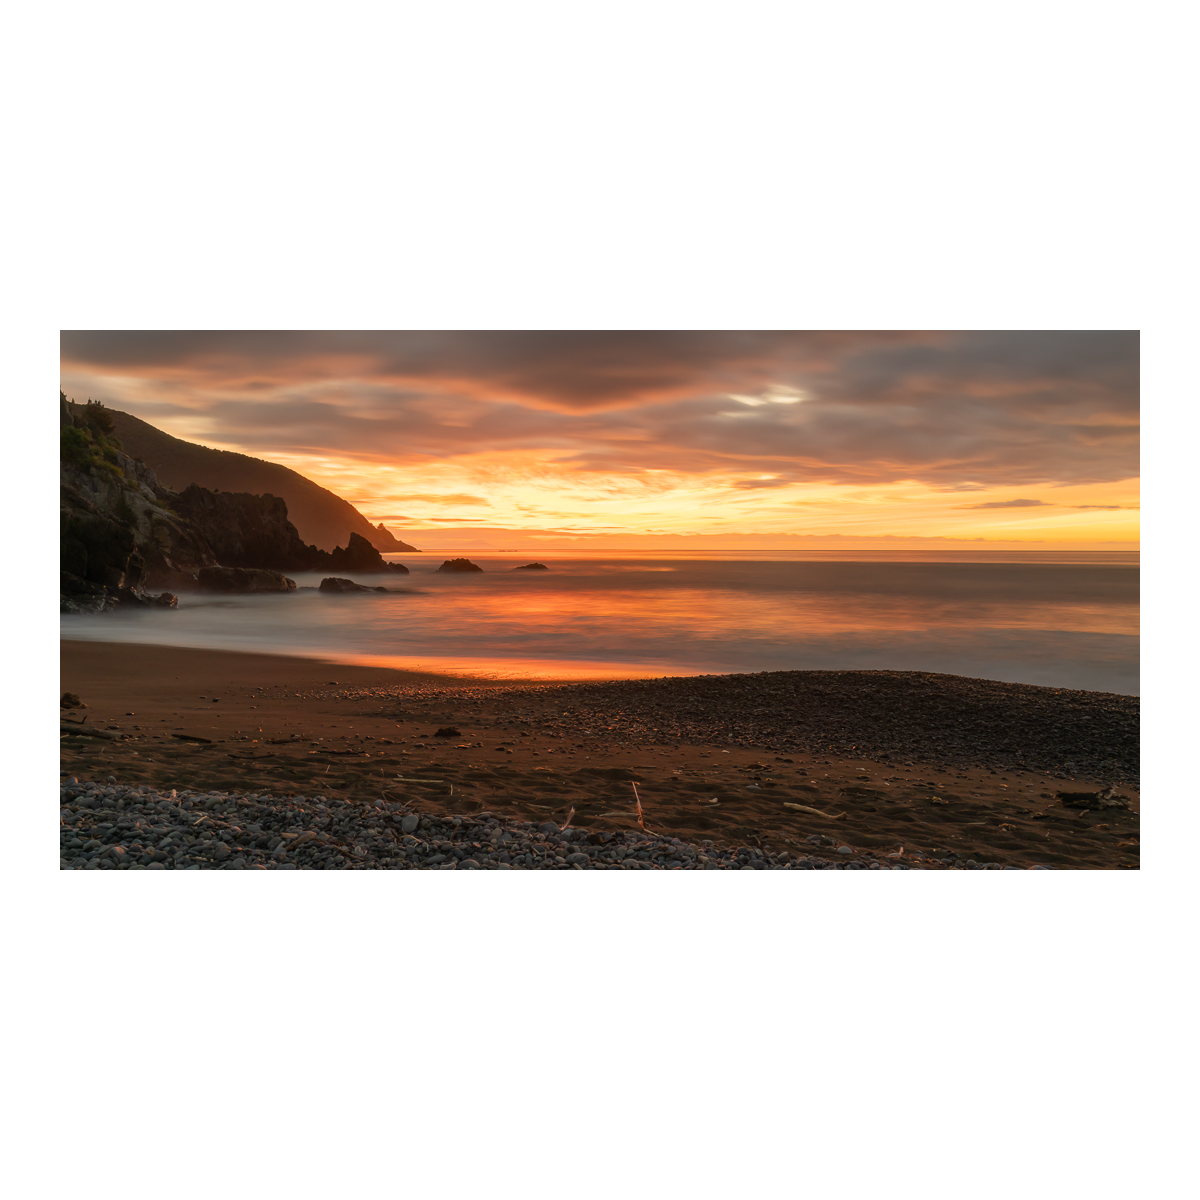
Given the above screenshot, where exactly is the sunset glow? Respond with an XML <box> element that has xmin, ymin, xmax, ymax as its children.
<box><xmin>60</xmin><ymin>331</ymin><xmax>1139</xmax><ymax>550</ymax></box>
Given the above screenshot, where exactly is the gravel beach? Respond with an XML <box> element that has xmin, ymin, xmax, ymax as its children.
<box><xmin>59</xmin><ymin>779</ymin><xmax>942</xmax><ymax>869</ymax></box>
<box><xmin>60</xmin><ymin>641</ymin><xmax>1140</xmax><ymax>870</ymax></box>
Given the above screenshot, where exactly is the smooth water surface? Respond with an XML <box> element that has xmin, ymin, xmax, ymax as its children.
<box><xmin>61</xmin><ymin>554</ymin><xmax>1140</xmax><ymax>694</ymax></box>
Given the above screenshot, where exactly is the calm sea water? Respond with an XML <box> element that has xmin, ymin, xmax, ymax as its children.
<box><xmin>60</xmin><ymin>551</ymin><xmax>1140</xmax><ymax>694</ymax></box>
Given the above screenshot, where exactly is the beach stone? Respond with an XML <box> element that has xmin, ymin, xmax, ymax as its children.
<box><xmin>198</xmin><ymin>566</ymin><xmax>297</xmax><ymax>593</ymax></box>
<box><xmin>146</xmin><ymin>861</ymin><xmax>165</xmax><ymax>870</ymax></box>
<box><xmin>538</xmin><ymin>821</ymin><xmax>559</xmax><ymax>834</ymax></box>
<box><xmin>836</xmin><ymin>846</ymin><xmax>853</xmax><ymax>854</ymax></box>
<box><xmin>400</xmin><ymin>815</ymin><xmax>420</xmax><ymax>834</ymax></box>
<box><xmin>319</xmin><ymin>577</ymin><xmax>375</xmax><ymax>594</ymax></box>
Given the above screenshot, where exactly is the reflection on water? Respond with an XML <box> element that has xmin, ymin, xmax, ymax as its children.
<box><xmin>61</xmin><ymin>556</ymin><xmax>1140</xmax><ymax>694</ymax></box>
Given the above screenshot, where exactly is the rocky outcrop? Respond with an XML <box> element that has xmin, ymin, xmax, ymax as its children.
<box><xmin>437</xmin><ymin>558</ymin><xmax>484</xmax><ymax>573</ymax></box>
<box><xmin>172</xmin><ymin>485</ymin><xmax>318</xmax><ymax>573</ymax></box>
<box><xmin>104</xmin><ymin>406</ymin><xmax>421</xmax><ymax>552</ymax></box>
<box><xmin>318</xmin><ymin>577</ymin><xmax>388</xmax><ymax>593</ymax></box>
<box><xmin>60</xmin><ymin>394</ymin><xmax>408</xmax><ymax>612</ymax></box>
<box><xmin>169</xmin><ymin>494</ymin><xmax>410</xmax><ymax>576</ymax></box>
<box><xmin>197</xmin><ymin>567</ymin><xmax>297</xmax><ymax>593</ymax></box>
<box><xmin>372</xmin><ymin>523</ymin><xmax>413</xmax><ymax>552</ymax></box>
<box><xmin>325</xmin><ymin>532</ymin><xmax>410</xmax><ymax>574</ymax></box>
<box><xmin>60</xmin><ymin>397</ymin><xmax>191</xmax><ymax>610</ymax></box>
<box><xmin>514</xmin><ymin>562</ymin><xmax>549</xmax><ymax>570</ymax></box>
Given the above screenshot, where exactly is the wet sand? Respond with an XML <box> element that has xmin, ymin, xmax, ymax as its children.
<box><xmin>60</xmin><ymin>640</ymin><xmax>1140</xmax><ymax>870</ymax></box>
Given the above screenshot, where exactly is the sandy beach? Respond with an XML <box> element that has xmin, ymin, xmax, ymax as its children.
<box><xmin>60</xmin><ymin>640</ymin><xmax>1140</xmax><ymax>869</ymax></box>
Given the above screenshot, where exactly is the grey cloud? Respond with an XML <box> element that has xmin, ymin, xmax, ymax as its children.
<box><xmin>60</xmin><ymin>330</ymin><xmax>1139</xmax><ymax>488</ymax></box>
<box><xmin>958</xmin><ymin>499</ymin><xmax>1050</xmax><ymax>509</ymax></box>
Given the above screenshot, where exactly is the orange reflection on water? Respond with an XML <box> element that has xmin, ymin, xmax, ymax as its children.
<box><xmin>371</xmin><ymin>584</ymin><xmax>1139</xmax><ymax>639</ymax></box>
<box><xmin>331</xmin><ymin>652</ymin><xmax>690</xmax><ymax>681</ymax></box>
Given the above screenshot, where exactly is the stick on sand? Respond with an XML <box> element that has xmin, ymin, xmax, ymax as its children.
<box><xmin>632</xmin><ymin>781</ymin><xmax>647</xmax><ymax>831</ymax></box>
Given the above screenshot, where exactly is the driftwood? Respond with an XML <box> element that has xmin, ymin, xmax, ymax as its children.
<box><xmin>60</xmin><ymin>724</ymin><xmax>125</xmax><ymax>740</ymax></box>
<box><xmin>782</xmin><ymin>802</ymin><xmax>846</xmax><ymax>820</ymax></box>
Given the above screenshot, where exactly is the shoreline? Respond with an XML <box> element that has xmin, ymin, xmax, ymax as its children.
<box><xmin>60</xmin><ymin>640</ymin><xmax>1140</xmax><ymax>870</ymax></box>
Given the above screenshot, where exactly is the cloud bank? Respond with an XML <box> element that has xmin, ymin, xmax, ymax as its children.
<box><xmin>61</xmin><ymin>330</ymin><xmax>1139</xmax><ymax>490</ymax></box>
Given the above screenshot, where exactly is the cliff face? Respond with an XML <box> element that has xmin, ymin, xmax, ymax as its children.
<box><xmin>171</xmin><ymin>485</ymin><xmax>317</xmax><ymax>572</ymax></box>
<box><xmin>60</xmin><ymin>397</ymin><xmax>211</xmax><ymax>609</ymax></box>
<box><xmin>61</xmin><ymin>395</ymin><xmax>407</xmax><ymax>612</ymax></box>
<box><xmin>171</xmin><ymin>488</ymin><xmax>410</xmax><ymax>575</ymax></box>
<box><xmin>104</xmin><ymin>407</ymin><xmax>420</xmax><ymax>553</ymax></box>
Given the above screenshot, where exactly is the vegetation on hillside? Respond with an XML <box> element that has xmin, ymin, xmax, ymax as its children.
<box><xmin>60</xmin><ymin>393</ymin><xmax>126</xmax><ymax>479</ymax></box>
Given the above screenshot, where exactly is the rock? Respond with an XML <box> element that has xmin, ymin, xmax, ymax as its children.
<box><xmin>513</xmin><ymin>563</ymin><xmax>549</xmax><ymax>570</ymax></box>
<box><xmin>836</xmin><ymin>846</ymin><xmax>853</xmax><ymax>854</ymax></box>
<box><xmin>400</xmin><ymin>815</ymin><xmax>420</xmax><ymax>834</ymax></box>
<box><xmin>197</xmin><ymin>566</ymin><xmax>297</xmax><ymax>593</ymax></box>
<box><xmin>538</xmin><ymin>821</ymin><xmax>560</xmax><ymax>834</ymax></box>
<box><xmin>319</xmin><ymin>576</ymin><xmax>367</xmax><ymax>593</ymax></box>
<box><xmin>61</xmin><ymin>693</ymin><xmax>85</xmax><ymax>709</ymax></box>
<box><xmin>433</xmin><ymin>726</ymin><xmax>461</xmax><ymax>738</ymax></box>
<box><xmin>173</xmin><ymin>485</ymin><xmax>319</xmax><ymax>574</ymax></box>
<box><xmin>437</xmin><ymin>558</ymin><xmax>483</xmax><ymax>573</ymax></box>
<box><xmin>1057</xmin><ymin>788</ymin><xmax>1130</xmax><ymax>811</ymax></box>
<box><xmin>460</xmin><ymin>859</ymin><xmax>481</xmax><ymax>869</ymax></box>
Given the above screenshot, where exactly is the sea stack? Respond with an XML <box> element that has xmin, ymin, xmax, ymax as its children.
<box><xmin>437</xmin><ymin>558</ymin><xmax>484</xmax><ymax>573</ymax></box>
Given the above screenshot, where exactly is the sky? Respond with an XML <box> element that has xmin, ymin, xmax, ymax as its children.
<box><xmin>59</xmin><ymin>331</ymin><xmax>1139</xmax><ymax>548</ymax></box>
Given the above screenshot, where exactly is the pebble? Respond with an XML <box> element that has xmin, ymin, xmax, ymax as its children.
<box><xmin>56</xmin><ymin>779</ymin><xmax>1010</xmax><ymax>872</ymax></box>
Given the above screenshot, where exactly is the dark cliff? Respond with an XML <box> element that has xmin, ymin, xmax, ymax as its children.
<box><xmin>60</xmin><ymin>395</ymin><xmax>211</xmax><ymax>609</ymax></box>
<box><xmin>104</xmin><ymin>407</ymin><xmax>419</xmax><ymax>553</ymax></box>
<box><xmin>60</xmin><ymin>396</ymin><xmax>407</xmax><ymax>613</ymax></box>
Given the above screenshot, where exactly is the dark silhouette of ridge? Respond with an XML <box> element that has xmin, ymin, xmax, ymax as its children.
<box><xmin>104</xmin><ymin>407</ymin><xmax>419</xmax><ymax>553</ymax></box>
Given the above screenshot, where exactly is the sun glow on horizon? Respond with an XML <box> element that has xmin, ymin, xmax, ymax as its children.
<box><xmin>250</xmin><ymin>445</ymin><xmax>1140</xmax><ymax>547</ymax></box>
<box><xmin>60</xmin><ymin>330</ymin><xmax>1139</xmax><ymax>550</ymax></box>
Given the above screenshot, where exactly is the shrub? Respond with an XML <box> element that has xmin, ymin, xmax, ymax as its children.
<box><xmin>61</xmin><ymin>425</ymin><xmax>96</xmax><ymax>469</ymax></box>
<box><xmin>85</xmin><ymin>400</ymin><xmax>115</xmax><ymax>434</ymax></box>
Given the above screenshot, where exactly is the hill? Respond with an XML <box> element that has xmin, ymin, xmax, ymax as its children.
<box><xmin>102</xmin><ymin>407</ymin><xmax>419</xmax><ymax>553</ymax></box>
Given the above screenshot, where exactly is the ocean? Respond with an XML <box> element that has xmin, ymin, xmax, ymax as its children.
<box><xmin>60</xmin><ymin>551</ymin><xmax>1140</xmax><ymax>695</ymax></box>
